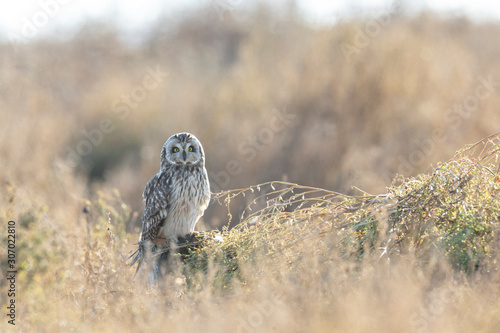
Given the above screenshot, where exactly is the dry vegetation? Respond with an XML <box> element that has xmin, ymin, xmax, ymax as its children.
<box><xmin>1</xmin><ymin>3</ymin><xmax>500</xmax><ymax>332</ymax></box>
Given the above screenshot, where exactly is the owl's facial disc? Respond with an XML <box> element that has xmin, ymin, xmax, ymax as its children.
<box><xmin>170</xmin><ymin>142</ymin><xmax>200</xmax><ymax>165</ymax></box>
<box><xmin>161</xmin><ymin>133</ymin><xmax>204</xmax><ymax>170</ymax></box>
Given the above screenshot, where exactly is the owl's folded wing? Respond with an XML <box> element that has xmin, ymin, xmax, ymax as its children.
<box><xmin>140</xmin><ymin>172</ymin><xmax>172</xmax><ymax>241</ymax></box>
<box><xmin>128</xmin><ymin>172</ymin><xmax>172</xmax><ymax>275</ymax></box>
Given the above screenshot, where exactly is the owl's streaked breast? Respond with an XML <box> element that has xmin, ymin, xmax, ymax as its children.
<box><xmin>161</xmin><ymin>165</ymin><xmax>210</xmax><ymax>239</ymax></box>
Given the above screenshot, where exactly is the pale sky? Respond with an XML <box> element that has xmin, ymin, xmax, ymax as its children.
<box><xmin>1</xmin><ymin>0</ymin><xmax>499</xmax><ymax>42</ymax></box>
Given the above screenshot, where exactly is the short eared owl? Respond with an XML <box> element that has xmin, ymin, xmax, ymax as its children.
<box><xmin>129</xmin><ymin>132</ymin><xmax>210</xmax><ymax>272</ymax></box>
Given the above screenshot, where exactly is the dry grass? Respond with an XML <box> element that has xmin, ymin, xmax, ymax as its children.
<box><xmin>3</xmin><ymin>134</ymin><xmax>500</xmax><ymax>332</ymax></box>
<box><xmin>1</xmin><ymin>4</ymin><xmax>500</xmax><ymax>332</ymax></box>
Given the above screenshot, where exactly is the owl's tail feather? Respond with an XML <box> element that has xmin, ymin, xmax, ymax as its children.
<box><xmin>127</xmin><ymin>241</ymin><xmax>146</xmax><ymax>279</ymax></box>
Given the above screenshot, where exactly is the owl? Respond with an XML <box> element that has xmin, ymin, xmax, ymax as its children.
<box><xmin>129</xmin><ymin>132</ymin><xmax>210</xmax><ymax>275</ymax></box>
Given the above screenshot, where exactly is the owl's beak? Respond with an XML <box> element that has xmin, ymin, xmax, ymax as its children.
<box><xmin>182</xmin><ymin>151</ymin><xmax>187</xmax><ymax>161</ymax></box>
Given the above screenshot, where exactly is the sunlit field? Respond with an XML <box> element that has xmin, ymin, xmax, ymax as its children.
<box><xmin>1</xmin><ymin>3</ymin><xmax>500</xmax><ymax>332</ymax></box>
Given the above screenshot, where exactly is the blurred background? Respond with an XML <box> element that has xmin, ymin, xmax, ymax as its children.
<box><xmin>1</xmin><ymin>0</ymin><xmax>500</xmax><ymax>231</ymax></box>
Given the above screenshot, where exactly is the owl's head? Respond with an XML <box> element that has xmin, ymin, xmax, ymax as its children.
<box><xmin>160</xmin><ymin>132</ymin><xmax>205</xmax><ymax>169</ymax></box>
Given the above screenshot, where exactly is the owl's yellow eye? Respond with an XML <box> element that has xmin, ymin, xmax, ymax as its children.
<box><xmin>173</xmin><ymin>147</ymin><xmax>180</xmax><ymax>153</ymax></box>
<box><xmin>188</xmin><ymin>146</ymin><xmax>193</xmax><ymax>152</ymax></box>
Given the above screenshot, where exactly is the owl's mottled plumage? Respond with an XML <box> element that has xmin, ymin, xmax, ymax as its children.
<box><xmin>129</xmin><ymin>132</ymin><xmax>210</xmax><ymax>274</ymax></box>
